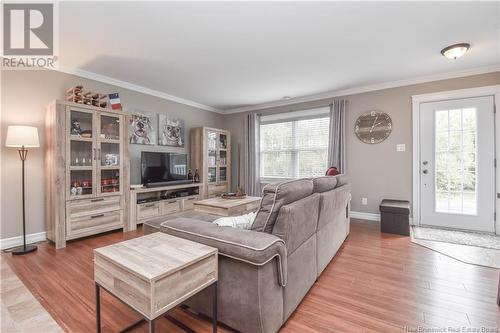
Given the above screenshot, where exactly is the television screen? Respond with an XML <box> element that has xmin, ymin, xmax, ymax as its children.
<box><xmin>141</xmin><ymin>152</ymin><xmax>187</xmax><ymax>185</ymax></box>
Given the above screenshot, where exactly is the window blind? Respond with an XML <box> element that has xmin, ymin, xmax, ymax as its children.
<box><xmin>260</xmin><ymin>110</ymin><xmax>330</xmax><ymax>179</ymax></box>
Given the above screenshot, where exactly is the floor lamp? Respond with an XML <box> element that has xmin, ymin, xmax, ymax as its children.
<box><xmin>5</xmin><ymin>125</ymin><xmax>40</xmax><ymax>255</ymax></box>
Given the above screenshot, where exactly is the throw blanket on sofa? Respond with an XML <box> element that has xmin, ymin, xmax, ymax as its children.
<box><xmin>213</xmin><ymin>211</ymin><xmax>257</xmax><ymax>229</ymax></box>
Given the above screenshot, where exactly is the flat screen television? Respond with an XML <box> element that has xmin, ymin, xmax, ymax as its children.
<box><xmin>141</xmin><ymin>152</ymin><xmax>189</xmax><ymax>186</ymax></box>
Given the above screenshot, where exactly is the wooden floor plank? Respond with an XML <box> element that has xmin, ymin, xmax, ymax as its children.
<box><xmin>3</xmin><ymin>219</ymin><xmax>499</xmax><ymax>333</ymax></box>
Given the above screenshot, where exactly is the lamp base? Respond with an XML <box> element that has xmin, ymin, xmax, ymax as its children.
<box><xmin>11</xmin><ymin>244</ymin><xmax>37</xmax><ymax>255</ymax></box>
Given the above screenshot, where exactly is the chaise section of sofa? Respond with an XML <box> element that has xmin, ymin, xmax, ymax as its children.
<box><xmin>161</xmin><ymin>218</ymin><xmax>287</xmax><ymax>333</ymax></box>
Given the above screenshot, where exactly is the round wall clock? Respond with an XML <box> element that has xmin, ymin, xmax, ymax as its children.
<box><xmin>354</xmin><ymin>110</ymin><xmax>392</xmax><ymax>144</ymax></box>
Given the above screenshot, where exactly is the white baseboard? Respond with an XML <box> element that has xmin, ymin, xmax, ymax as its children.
<box><xmin>0</xmin><ymin>232</ymin><xmax>47</xmax><ymax>250</ymax></box>
<box><xmin>351</xmin><ymin>211</ymin><xmax>414</xmax><ymax>225</ymax></box>
<box><xmin>350</xmin><ymin>211</ymin><xmax>380</xmax><ymax>221</ymax></box>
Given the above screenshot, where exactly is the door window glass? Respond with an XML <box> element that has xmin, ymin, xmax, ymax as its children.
<box><xmin>434</xmin><ymin>108</ymin><xmax>477</xmax><ymax>214</ymax></box>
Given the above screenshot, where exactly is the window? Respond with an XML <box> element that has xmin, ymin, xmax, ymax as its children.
<box><xmin>434</xmin><ymin>108</ymin><xmax>477</xmax><ymax>215</ymax></box>
<box><xmin>260</xmin><ymin>108</ymin><xmax>330</xmax><ymax>179</ymax></box>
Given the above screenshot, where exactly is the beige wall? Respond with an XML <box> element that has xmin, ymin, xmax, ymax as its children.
<box><xmin>224</xmin><ymin>72</ymin><xmax>500</xmax><ymax>215</ymax></box>
<box><xmin>1</xmin><ymin>70</ymin><xmax>224</xmax><ymax>239</ymax></box>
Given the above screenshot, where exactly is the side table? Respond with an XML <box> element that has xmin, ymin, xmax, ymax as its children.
<box><xmin>94</xmin><ymin>232</ymin><xmax>218</xmax><ymax>332</ymax></box>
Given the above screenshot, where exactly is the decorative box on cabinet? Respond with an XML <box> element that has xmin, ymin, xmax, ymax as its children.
<box><xmin>45</xmin><ymin>100</ymin><xmax>130</xmax><ymax>249</ymax></box>
<box><xmin>190</xmin><ymin>127</ymin><xmax>231</xmax><ymax>199</ymax></box>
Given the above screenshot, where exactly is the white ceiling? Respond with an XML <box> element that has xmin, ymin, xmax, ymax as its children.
<box><xmin>59</xmin><ymin>2</ymin><xmax>500</xmax><ymax>112</ymax></box>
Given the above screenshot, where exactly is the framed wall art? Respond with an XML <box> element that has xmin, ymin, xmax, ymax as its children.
<box><xmin>158</xmin><ymin>114</ymin><xmax>185</xmax><ymax>147</ymax></box>
<box><xmin>129</xmin><ymin>113</ymin><xmax>156</xmax><ymax>145</ymax></box>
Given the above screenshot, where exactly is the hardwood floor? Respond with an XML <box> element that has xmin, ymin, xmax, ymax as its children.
<box><xmin>3</xmin><ymin>219</ymin><xmax>499</xmax><ymax>332</ymax></box>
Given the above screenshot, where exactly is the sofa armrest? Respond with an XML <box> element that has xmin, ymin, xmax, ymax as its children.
<box><xmin>161</xmin><ymin>218</ymin><xmax>287</xmax><ymax>287</ymax></box>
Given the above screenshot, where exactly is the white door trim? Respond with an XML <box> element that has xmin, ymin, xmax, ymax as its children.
<box><xmin>412</xmin><ymin>85</ymin><xmax>500</xmax><ymax>234</ymax></box>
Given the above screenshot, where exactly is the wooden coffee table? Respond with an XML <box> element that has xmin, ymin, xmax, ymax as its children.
<box><xmin>94</xmin><ymin>232</ymin><xmax>218</xmax><ymax>333</ymax></box>
<box><xmin>194</xmin><ymin>196</ymin><xmax>261</xmax><ymax>216</ymax></box>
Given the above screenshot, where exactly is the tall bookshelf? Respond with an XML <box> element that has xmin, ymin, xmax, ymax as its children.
<box><xmin>190</xmin><ymin>127</ymin><xmax>231</xmax><ymax>198</ymax></box>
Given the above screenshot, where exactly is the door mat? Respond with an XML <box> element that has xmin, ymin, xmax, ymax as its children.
<box><xmin>412</xmin><ymin>226</ymin><xmax>500</xmax><ymax>250</ymax></box>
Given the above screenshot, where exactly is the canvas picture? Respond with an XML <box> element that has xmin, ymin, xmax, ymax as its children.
<box><xmin>159</xmin><ymin>114</ymin><xmax>185</xmax><ymax>147</ymax></box>
<box><xmin>129</xmin><ymin>113</ymin><xmax>156</xmax><ymax>145</ymax></box>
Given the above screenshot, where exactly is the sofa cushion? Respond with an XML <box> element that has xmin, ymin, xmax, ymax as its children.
<box><xmin>312</xmin><ymin>176</ymin><xmax>338</xmax><ymax>193</ymax></box>
<box><xmin>335</xmin><ymin>174</ymin><xmax>349</xmax><ymax>187</ymax></box>
<box><xmin>317</xmin><ymin>184</ymin><xmax>351</xmax><ymax>230</ymax></box>
<box><xmin>251</xmin><ymin>179</ymin><xmax>313</xmax><ymax>233</ymax></box>
<box><xmin>272</xmin><ymin>193</ymin><xmax>320</xmax><ymax>254</ymax></box>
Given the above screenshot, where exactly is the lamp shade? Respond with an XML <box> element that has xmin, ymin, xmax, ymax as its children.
<box><xmin>5</xmin><ymin>126</ymin><xmax>40</xmax><ymax>148</ymax></box>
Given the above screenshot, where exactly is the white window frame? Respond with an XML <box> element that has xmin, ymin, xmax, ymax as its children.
<box><xmin>259</xmin><ymin>107</ymin><xmax>330</xmax><ymax>184</ymax></box>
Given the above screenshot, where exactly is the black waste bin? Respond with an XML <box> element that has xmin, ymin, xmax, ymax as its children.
<box><xmin>379</xmin><ymin>199</ymin><xmax>410</xmax><ymax>236</ymax></box>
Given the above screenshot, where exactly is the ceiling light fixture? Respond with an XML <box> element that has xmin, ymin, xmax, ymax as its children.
<box><xmin>441</xmin><ymin>43</ymin><xmax>470</xmax><ymax>59</ymax></box>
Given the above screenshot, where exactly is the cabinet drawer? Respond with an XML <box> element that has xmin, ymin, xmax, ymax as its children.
<box><xmin>137</xmin><ymin>202</ymin><xmax>161</xmax><ymax>221</ymax></box>
<box><xmin>67</xmin><ymin>210</ymin><xmax>122</xmax><ymax>240</ymax></box>
<box><xmin>181</xmin><ymin>196</ymin><xmax>199</xmax><ymax>211</ymax></box>
<box><xmin>162</xmin><ymin>200</ymin><xmax>180</xmax><ymax>214</ymax></box>
<box><xmin>208</xmin><ymin>184</ymin><xmax>227</xmax><ymax>196</ymax></box>
<box><xmin>69</xmin><ymin>196</ymin><xmax>121</xmax><ymax>219</ymax></box>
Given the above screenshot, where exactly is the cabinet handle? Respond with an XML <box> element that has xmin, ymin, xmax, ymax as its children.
<box><xmin>90</xmin><ymin>214</ymin><xmax>104</xmax><ymax>219</ymax></box>
<box><xmin>93</xmin><ymin>148</ymin><xmax>96</xmax><ymax>160</ymax></box>
<box><xmin>187</xmin><ymin>197</ymin><xmax>196</xmax><ymax>201</ymax></box>
<box><xmin>144</xmin><ymin>203</ymin><xmax>156</xmax><ymax>208</ymax></box>
<box><xmin>97</xmin><ymin>148</ymin><xmax>101</xmax><ymax>160</ymax></box>
<box><xmin>167</xmin><ymin>200</ymin><xmax>177</xmax><ymax>204</ymax></box>
<box><xmin>91</xmin><ymin>198</ymin><xmax>104</xmax><ymax>202</ymax></box>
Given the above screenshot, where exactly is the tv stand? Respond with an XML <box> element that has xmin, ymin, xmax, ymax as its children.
<box><xmin>128</xmin><ymin>183</ymin><xmax>203</xmax><ymax>230</ymax></box>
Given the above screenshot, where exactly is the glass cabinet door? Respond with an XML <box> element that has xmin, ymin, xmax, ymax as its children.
<box><xmin>207</xmin><ymin>131</ymin><xmax>217</xmax><ymax>151</ymax></box>
<box><xmin>99</xmin><ymin>114</ymin><xmax>120</xmax><ymax>141</ymax></box>
<box><xmin>219</xmin><ymin>133</ymin><xmax>227</xmax><ymax>150</ymax></box>
<box><xmin>218</xmin><ymin>149</ymin><xmax>227</xmax><ymax>183</ymax></box>
<box><xmin>207</xmin><ymin>131</ymin><xmax>217</xmax><ymax>183</ymax></box>
<box><xmin>98</xmin><ymin>113</ymin><xmax>122</xmax><ymax>195</ymax></box>
<box><xmin>68</xmin><ymin>109</ymin><xmax>95</xmax><ymax>199</ymax></box>
<box><xmin>206</xmin><ymin>130</ymin><xmax>229</xmax><ymax>186</ymax></box>
<box><xmin>217</xmin><ymin>133</ymin><xmax>228</xmax><ymax>184</ymax></box>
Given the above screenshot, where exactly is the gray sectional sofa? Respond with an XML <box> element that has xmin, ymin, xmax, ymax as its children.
<box><xmin>159</xmin><ymin>175</ymin><xmax>351</xmax><ymax>333</ymax></box>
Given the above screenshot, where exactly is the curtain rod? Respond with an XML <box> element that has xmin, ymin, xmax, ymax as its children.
<box><xmin>253</xmin><ymin>99</ymin><xmax>347</xmax><ymax>116</ymax></box>
<box><xmin>254</xmin><ymin>102</ymin><xmax>333</xmax><ymax>117</ymax></box>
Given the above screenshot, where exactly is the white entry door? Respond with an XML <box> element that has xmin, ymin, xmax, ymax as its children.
<box><xmin>420</xmin><ymin>96</ymin><xmax>495</xmax><ymax>232</ymax></box>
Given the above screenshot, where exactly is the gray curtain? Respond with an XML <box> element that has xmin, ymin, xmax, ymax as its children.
<box><xmin>243</xmin><ymin>113</ymin><xmax>260</xmax><ymax>196</ymax></box>
<box><xmin>328</xmin><ymin>99</ymin><xmax>347</xmax><ymax>173</ymax></box>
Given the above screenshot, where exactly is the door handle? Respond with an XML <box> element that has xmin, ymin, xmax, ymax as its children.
<box><xmin>422</xmin><ymin>169</ymin><xmax>428</xmax><ymax>174</ymax></box>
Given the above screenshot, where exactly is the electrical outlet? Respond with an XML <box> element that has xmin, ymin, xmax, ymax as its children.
<box><xmin>396</xmin><ymin>144</ymin><xmax>406</xmax><ymax>152</ymax></box>
<box><xmin>362</xmin><ymin>197</ymin><xmax>368</xmax><ymax>205</ymax></box>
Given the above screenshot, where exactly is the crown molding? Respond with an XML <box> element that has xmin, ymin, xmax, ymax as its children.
<box><xmin>223</xmin><ymin>64</ymin><xmax>500</xmax><ymax>114</ymax></box>
<box><xmin>56</xmin><ymin>66</ymin><xmax>223</xmax><ymax>114</ymax></box>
